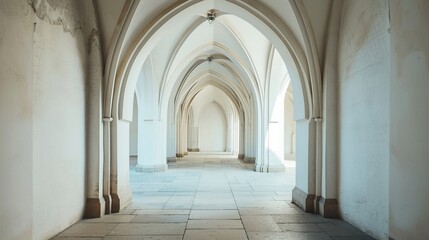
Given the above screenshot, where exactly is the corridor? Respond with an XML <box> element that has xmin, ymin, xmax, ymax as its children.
<box><xmin>53</xmin><ymin>156</ymin><xmax>373</xmax><ymax>240</ymax></box>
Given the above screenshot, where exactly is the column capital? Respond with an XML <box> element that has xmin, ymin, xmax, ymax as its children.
<box><xmin>102</xmin><ymin>117</ymin><xmax>113</xmax><ymax>122</ymax></box>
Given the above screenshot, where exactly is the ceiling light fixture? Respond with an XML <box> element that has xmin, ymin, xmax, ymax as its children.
<box><xmin>207</xmin><ymin>11</ymin><xmax>215</xmax><ymax>24</ymax></box>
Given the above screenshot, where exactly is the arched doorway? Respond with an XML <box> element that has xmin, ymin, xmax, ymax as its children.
<box><xmin>99</xmin><ymin>0</ymin><xmax>320</xmax><ymax>214</ymax></box>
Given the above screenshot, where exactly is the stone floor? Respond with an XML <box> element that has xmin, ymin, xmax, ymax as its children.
<box><xmin>53</xmin><ymin>155</ymin><xmax>373</xmax><ymax>240</ymax></box>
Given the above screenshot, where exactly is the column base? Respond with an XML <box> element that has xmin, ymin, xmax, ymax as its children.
<box><xmin>84</xmin><ymin>197</ymin><xmax>105</xmax><ymax>218</ymax></box>
<box><xmin>176</xmin><ymin>153</ymin><xmax>184</xmax><ymax>158</ymax></box>
<box><xmin>111</xmin><ymin>188</ymin><xmax>132</xmax><ymax>213</ymax></box>
<box><xmin>136</xmin><ymin>164</ymin><xmax>168</xmax><ymax>173</ymax></box>
<box><xmin>318</xmin><ymin>197</ymin><xmax>339</xmax><ymax>218</ymax></box>
<box><xmin>243</xmin><ymin>157</ymin><xmax>255</xmax><ymax>163</ymax></box>
<box><xmin>187</xmin><ymin>148</ymin><xmax>200</xmax><ymax>152</ymax></box>
<box><xmin>292</xmin><ymin>187</ymin><xmax>315</xmax><ymax>213</ymax></box>
<box><xmin>111</xmin><ymin>194</ymin><xmax>120</xmax><ymax>213</ymax></box>
<box><xmin>167</xmin><ymin>157</ymin><xmax>177</xmax><ymax>163</ymax></box>
<box><xmin>238</xmin><ymin>154</ymin><xmax>245</xmax><ymax>159</ymax></box>
<box><xmin>103</xmin><ymin>195</ymin><xmax>111</xmax><ymax>214</ymax></box>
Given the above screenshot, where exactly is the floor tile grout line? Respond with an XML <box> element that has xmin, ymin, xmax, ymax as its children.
<box><xmin>228</xmin><ymin>169</ymin><xmax>250</xmax><ymax>240</ymax></box>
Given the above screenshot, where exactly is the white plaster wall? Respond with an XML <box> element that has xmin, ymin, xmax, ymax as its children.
<box><xmin>337</xmin><ymin>1</ymin><xmax>390</xmax><ymax>239</ymax></box>
<box><xmin>389</xmin><ymin>1</ymin><xmax>429</xmax><ymax>239</ymax></box>
<box><xmin>31</xmin><ymin>1</ymin><xmax>87</xmax><ymax>238</ymax></box>
<box><xmin>198</xmin><ymin>102</ymin><xmax>227</xmax><ymax>152</ymax></box>
<box><xmin>0</xmin><ymin>1</ymin><xmax>34</xmax><ymax>239</ymax></box>
<box><xmin>129</xmin><ymin>95</ymin><xmax>138</xmax><ymax>156</ymax></box>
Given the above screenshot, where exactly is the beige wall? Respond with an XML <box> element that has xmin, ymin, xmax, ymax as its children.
<box><xmin>0</xmin><ymin>0</ymin><xmax>88</xmax><ymax>239</ymax></box>
<box><xmin>32</xmin><ymin>0</ymin><xmax>87</xmax><ymax>238</ymax></box>
<box><xmin>389</xmin><ymin>1</ymin><xmax>429</xmax><ymax>239</ymax></box>
<box><xmin>337</xmin><ymin>1</ymin><xmax>390</xmax><ymax>239</ymax></box>
<box><xmin>0</xmin><ymin>0</ymin><xmax>34</xmax><ymax>239</ymax></box>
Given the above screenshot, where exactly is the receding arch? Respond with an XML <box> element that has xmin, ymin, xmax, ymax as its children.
<box><xmin>101</xmin><ymin>0</ymin><xmax>321</xmax><ymax>214</ymax></box>
<box><xmin>107</xmin><ymin>0</ymin><xmax>313</xmax><ymax>122</ymax></box>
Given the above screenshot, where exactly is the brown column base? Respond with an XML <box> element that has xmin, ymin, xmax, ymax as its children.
<box><xmin>111</xmin><ymin>193</ymin><xmax>120</xmax><ymax>213</ymax></box>
<box><xmin>292</xmin><ymin>187</ymin><xmax>315</xmax><ymax>212</ymax></box>
<box><xmin>243</xmin><ymin>157</ymin><xmax>255</xmax><ymax>163</ymax></box>
<box><xmin>167</xmin><ymin>157</ymin><xmax>177</xmax><ymax>163</ymax></box>
<box><xmin>84</xmin><ymin>198</ymin><xmax>105</xmax><ymax>218</ymax></box>
<box><xmin>176</xmin><ymin>153</ymin><xmax>184</xmax><ymax>158</ymax></box>
<box><xmin>103</xmin><ymin>195</ymin><xmax>111</xmax><ymax>215</ymax></box>
<box><xmin>318</xmin><ymin>197</ymin><xmax>339</xmax><ymax>218</ymax></box>
<box><xmin>314</xmin><ymin>196</ymin><xmax>321</xmax><ymax>213</ymax></box>
<box><xmin>238</xmin><ymin>154</ymin><xmax>245</xmax><ymax>159</ymax></box>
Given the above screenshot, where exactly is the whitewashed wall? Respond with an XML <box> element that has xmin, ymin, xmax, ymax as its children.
<box><xmin>337</xmin><ymin>1</ymin><xmax>390</xmax><ymax>239</ymax></box>
<box><xmin>0</xmin><ymin>1</ymin><xmax>88</xmax><ymax>239</ymax></box>
<box><xmin>284</xmin><ymin>89</ymin><xmax>295</xmax><ymax>160</ymax></box>
<box><xmin>129</xmin><ymin>96</ymin><xmax>138</xmax><ymax>156</ymax></box>
<box><xmin>389</xmin><ymin>1</ymin><xmax>429</xmax><ymax>239</ymax></box>
<box><xmin>0</xmin><ymin>1</ymin><xmax>34</xmax><ymax>239</ymax></box>
<box><xmin>32</xmin><ymin>1</ymin><xmax>87</xmax><ymax>239</ymax></box>
<box><xmin>198</xmin><ymin>102</ymin><xmax>227</xmax><ymax>152</ymax></box>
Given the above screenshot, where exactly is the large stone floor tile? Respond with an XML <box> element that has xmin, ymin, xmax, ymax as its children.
<box><xmin>234</xmin><ymin>196</ymin><xmax>274</xmax><ymax>201</ymax></box>
<box><xmin>114</xmin><ymin>209</ymin><xmax>136</xmax><ymax>215</ymax></box>
<box><xmin>189</xmin><ymin>210</ymin><xmax>240</xmax><ymax>219</ymax></box>
<box><xmin>241</xmin><ymin>216</ymin><xmax>281</xmax><ymax>232</ymax></box>
<box><xmin>272</xmin><ymin>196</ymin><xmax>292</xmax><ymax>201</ymax></box>
<box><xmin>104</xmin><ymin>236</ymin><xmax>183</xmax><ymax>240</ymax></box>
<box><xmin>247</xmin><ymin>232</ymin><xmax>332</xmax><ymax>240</ymax></box>
<box><xmin>58</xmin><ymin>223</ymin><xmax>117</xmax><ymax>237</ymax></box>
<box><xmin>272</xmin><ymin>213</ymin><xmax>335</xmax><ymax>223</ymax></box>
<box><xmin>163</xmin><ymin>203</ymin><xmax>193</xmax><ymax>209</ymax></box>
<box><xmin>331</xmin><ymin>237</ymin><xmax>375</xmax><ymax>240</ymax></box>
<box><xmin>127</xmin><ymin>203</ymin><xmax>165</xmax><ymax>210</ymax></box>
<box><xmin>195</xmin><ymin>192</ymin><xmax>233</xmax><ymax>197</ymax></box>
<box><xmin>187</xmin><ymin>219</ymin><xmax>243</xmax><ymax>229</ymax></box>
<box><xmin>83</xmin><ymin>214</ymin><xmax>136</xmax><ymax>223</ymax></box>
<box><xmin>239</xmin><ymin>207</ymin><xmax>302</xmax><ymax>215</ymax></box>
<box><xmin>236</xmin><ymin>201</ymin><xmax>290</xmax><ymax>208</ymax></box>
<box><xmin>193</xmin><ymin>197</ymin><xmax>235</xmax><ymax>204</ymax></box>
<box><xmin>134</xmin><ymin>209</ymin><xmax>190</xmax><ymax>215</ymax></box>
<box><xmin>192</xmin><ymin>203</ymin><xmax>237</xmax><ymax>209</ymax></box>
<box><xmin>131</xmin><ymin>214</ymin><xmax>188</xmax><ymax>223</ymax></box>
<box><xmin>53</xmin><ymin>238</ymin><xmax>102</xmax><ymax>240</ymax></box>
<box><xmin>183</xmin><ymin>229</ymin><xmax>248</xmax><ymax>240</ymax></box>
<box><xmin>232</xmin><ymin>191</ymin><xmax>254</xmax><ymax>196</ymax></box>
<box><xmin>109</xmin><ymin>223</ymin><xmax>186</xmax><ymax>235</ymax></box>
<box><xmin>278</xmin><ymin>223</ymin><xmax>322</xmax><ymax>232</ymax></box>
<box><xmin>317</xmin><ymin>222</ymin><xmax>369</xmax><ymax>237</ymax></box>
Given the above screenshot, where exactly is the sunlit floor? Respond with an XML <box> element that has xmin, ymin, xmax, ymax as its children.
<box><xmin>53</xmin><ymin>155</ymin><xmax>373</xmax><ymax>240</ymax></box>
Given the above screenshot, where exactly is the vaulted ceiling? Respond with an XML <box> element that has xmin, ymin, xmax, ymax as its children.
<box><xmin>95</xmin><ymin>0</ymin><xmax>332</xmax><ymax>121</ymax></box>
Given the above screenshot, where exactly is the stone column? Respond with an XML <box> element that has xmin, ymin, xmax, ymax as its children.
<box><xmin>136</xmin><ymin>119</ymin><xmax>168</xmax><ymax>172</ymax></box>
<box><xmin>110</xmin><ymin>119</ymin><xmax>132</xmax><ymax>213</ymax></box>
<box><xmin>318</xmin><ymin>0</ymin><xmax>343</xmax><ymax>218</ymax></box>
<box><xmin>102</xmin><ymin>118</ymin><xmax>112</xmax><ymax>214</ymax></box>
<box><xmin>292</xmin><ymin>118</ymin><xmax>316</xmax><ymax>212</ymax></box>
<box><xmin>83</xmin><ymin>0</ymin><xmax>105</xmax><ymax>218</ymax></box>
